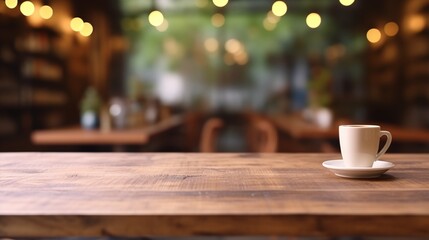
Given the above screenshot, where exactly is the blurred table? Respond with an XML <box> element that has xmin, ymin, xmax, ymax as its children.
<box><xmin>270</xmin><ymin>114</ymin><xmax>429</xmax><ymax>143</ymax></box>
<box><xmin>32</xmin><ymin>115</ymin><xmax>183</xmax><ymax>145</ymax></box>
<box><xmin>270</xmin><ymin>114</ymin><xmax>429</xmax><ymax>152</ymax></box>
<box><xmin>0</xmin><ymin>152</ymin><xmax>428</xmax><ymax>237</ymax></box>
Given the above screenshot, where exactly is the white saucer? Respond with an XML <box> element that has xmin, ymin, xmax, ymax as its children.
<box><xmin>322</xmin><ymin>159</ymin><xmax>395</xmax><ymax>179</ymax></box>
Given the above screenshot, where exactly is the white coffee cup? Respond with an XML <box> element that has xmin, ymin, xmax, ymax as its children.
<box><xmin>339</xmin><ymin>125</ymin><xmax>392</xmax><ymax>167</ymax></box>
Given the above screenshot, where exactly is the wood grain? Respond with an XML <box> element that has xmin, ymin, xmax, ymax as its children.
<box><xmin>0</xmin><ymin>153</ymin><xmax>429</xmax><ymax>237</ymax></box>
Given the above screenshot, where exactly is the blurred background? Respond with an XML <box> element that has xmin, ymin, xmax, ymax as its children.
<box><xmin>0</xmin><ymin>0</ymin><xmax>428</xmax><ymax>152</ymax></box>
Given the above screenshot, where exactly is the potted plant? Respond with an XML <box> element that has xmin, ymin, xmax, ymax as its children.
<box><xmin>80</xmin><ymin>86</ymin><xmax>101</xmax><ymax>129</ymax></box>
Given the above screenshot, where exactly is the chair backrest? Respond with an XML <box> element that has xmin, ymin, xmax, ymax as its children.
<box><xmin>199</xmin><ymin>118</ymin><xmax>223</xmax><ymax>152</ymax></box>
<box><xmin>199</xmin><ymin>114</ymin><xmax>278</xmax><ymax>153</ymax></box>
<box><xmin>249</xmin><ymin>118</ymin><xmax>278</xmax><ymax>153</ymax></box>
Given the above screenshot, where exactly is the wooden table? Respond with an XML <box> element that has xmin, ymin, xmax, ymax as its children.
<box><xmin>1</xmin><ymin>153</ymin><xmax>429</xmax><ymax>237</ymax></box>
<box><xmin>31</xmin><ymin>115</ymin><xmax>183</xmax><ymax>145</ymax></box>
<box><xmin>270</xmin><ymin>114</ymin><xmax>429</xmax><ymax>152</ymax></box>
<box><xmin>270</xmin><ymin>114</ymin><xmax>429</xmax><ymax>143</ymax></box>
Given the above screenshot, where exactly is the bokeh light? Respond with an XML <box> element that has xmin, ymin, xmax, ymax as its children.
<box><xmin>266</xmin><ymin>11</ymin><xmax>280</xmax><ymax>24</ymax></box>
<box><xmin>204</xmin><ymin>38</ymin><xmax>219</xmax><ymax>52</ymax></box>
<box><xmin>263</xmin><ymin>18</ymin><xmax>276</xmax><ymax>31</ymax></box>
<box><xmin>148</xmin><ymin>10</ymin><xmax>164</xmax><ymax>27</ymax></box>
<box><xmin>39</xmin><ymin>5</ymin><xmax>53</xmax><ymax>20</ymax></box>
<box><xmin>367</xmin><ymin>28</ymin><xmax>381</xmax><ymax>43</ymax></box>
<box><xmin>20</xmin><ymin>1</ymin><xmax>35</xmax><ymax>17</ymax></box>
<box><xmin>156</xmin><ymin>20</ymin><xmax>169</xmax><ymax>32</ymax></box>
<box><xmin>212</xmin><ymin>0</ymin><xmax>228</xmax><ymax>8</ymax></box>
<box><xmin>384</xmin><ymin>22</ymin><xmax>399</xmax><ymax>37</ymax></box>
<box><xmin>225</xmin><ymin>39</ymin><xmax>242</xmax><ymax>54</ymax></box>
<box><xmin>306</xmin><ymin>13</ymin><xmax>322</xmax><ymax>29</ymax></box>
<box><xmin>339</xmin><ymin>0</ymin><xmax>355</xmax><ymax>7</ymax></box>
<box><xmin>272</xmin><ymin>1</ymin><xmax>287</xmax><ymax>17</ymax></box>
<box><xmin>5</xmin><ymin>0</ymin><xmax>18</xmax><ymax>9</ymax></box>
<box><xmin>211</xmin><ymin>13</ymin><xmax>225</xmax><ymax>28</ymax></box>
<box><xmin>408</xmin><ymin>14</ymin><xmax>426</xmax><ymax>33</ymax></box>
<box><xmin>70</xmin><ymin>17</ymin><xmax>84</xmax><ymax>32</ymax></box>
<box><xmin>80</xmin><ymin>22</ymin><xmax>93</xmax><ymax>37</ymax></box>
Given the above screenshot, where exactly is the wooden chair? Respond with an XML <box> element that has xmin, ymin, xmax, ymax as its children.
<box><xmin>247</xmin><ymin>116</ymin><xmax>278</xmax><ymax>153</ymax></box>
<box><xmin>199</xmin><ymin>114</ymin><xmax>278</xmax><ymax>153</ymax></box>
<box><xmin>199</xmin><ymin>117</ymin><xmax>224</xmax><ymax>152</ymax></box>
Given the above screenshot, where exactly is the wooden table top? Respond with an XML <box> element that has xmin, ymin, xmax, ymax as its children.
<box><xmin>271</xmin><ymin>114</ymin><xmax>429</xmax><ymax>143</ymax></box>
<box><xmin>31</xmin><ymin>115</ymin><xmax>183</xmax><ymax>145</ymax></box>
<box><xmin>1</xmin><ymin>152</ymin><xmax>429</xmax><ymax>237</ymax></box>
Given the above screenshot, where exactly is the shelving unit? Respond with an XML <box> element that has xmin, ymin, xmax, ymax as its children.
<box><xmin>0</xmin><ymin>12</ymin><xmax>69</xmax><ymax>145</ymax></box>
<box><xmin>401</xmin><ymin>0</ymin><xmax>429</xmax><ymax>128</ymax></box>
<box><xmin>366</xmin><ymin>0</ymin><xmax>429</xmax><ymax>127</ymax></box>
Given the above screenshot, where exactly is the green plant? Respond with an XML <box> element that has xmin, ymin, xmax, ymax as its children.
<box><xmin>80</xmin><ymin>86</ymin><xmax>101</xmax><ymax>113</ymax></box>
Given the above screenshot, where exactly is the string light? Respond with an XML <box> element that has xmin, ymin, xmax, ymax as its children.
<box><xmin>306</xmin><ymin>13</ymin><xmax>321</xmax><ymax>29</ymax></box>
<box><xmin>339</xmin><ymin>0</ymin><xmax>355</xmax><ymax>7</ymax></box>
<box><xmin>39</xmin><ymin>5</ymin><xmax>53</xmax><ymax>20</ymax></box>
<box><xmin>80</xmin><ymin>22</ymin><xmax>93</xmax><ymax>37</ymax></box>
<box><xmin>20</xmin><ymin>1</ymin><xmax>35</xmax><ymax>17</ymax></box>
<box><xmin>272</xmin><ymin>1</ymin><xmax>287</xmax><ymax>17</ymax></box>
<box><xmin>148</xmin><ymin>10</ymin><xmax>164</xmax><ymax>27</ymax></box>
<box><xmin>367</xmin><ymin>28</ymin><xmax>381</xmax><ymax>43</ymax></box>
<box><xmin>213</xmin><ymin>0</ymin><xmax>228</xmax><ymax>8</ymax></box>
<box><xmin>5</xmin><ymin>0</ymin><xmax>18</xmax><ymax>9</ymax></box>
<box><xmin>70</xmin><ymin>17</ymin><xmax>84</xmax><ymax>32</ymax></box>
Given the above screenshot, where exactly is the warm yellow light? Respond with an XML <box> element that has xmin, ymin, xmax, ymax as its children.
<box><xmin>70</xmin><ymin>17</ymin><xmax>84</xmax><ymax>32</ymax></box>
<box><xmin>20</xmin><ymin>1</ymin><xmax>35</xmax><ymax>17</ymax></box>
<box><xmin>234</xmin><ymin>51</ymin><xmax>248</xmax><ymax>65</ymax></box>
<box><xmin>156</xmin><ymin>20</ymin><xmax>169</xmax><ymax>32</ymax></box>
<box><xmin>384</xmin><ymin>22</ymin><xmax>399</xmax><ymax>37</ymax></box>
<box><xmin>367</xmin><ymin>28</ymin><xmax>381</xmax><ymax>43</ymax></box>
<box><xmin>211</xmin><ymin>13</ymin><xmax>225</xmax><ymax>28</ymax></box>
<box><xmin>39</xmin><ymin>5</ymin><xmax>53</xmax><ymax>19</ymax></box>
<box><xmin>204</xmin><ymin>38</ymin><xmax>219</xmax><ymax>52</ymax></box>
<box><xmin>80</xmin><ymin>22</ymin><xmax>93</xmax><ymax>37</ymax></box>
<box><xmin>408</xmin><ymin>15</ymin><xmax>426</xmax><ymax>33</ymax></box>
<box><xmin>306</xmin><ymin>13</ymin><xmax>321</xmax><ymax>29</ymax></box>
<box><xmin>225</xmin><ymin>38</ymin><xmax>242</xmax><ymax>54</ymax></box>
<box><xmin>339</xmin><ymin>0</ymin><xmax>355</xmax><ymax>7</ymax></box>
<box><xmin>148</xmin><ymin>10</ymin><xmax>164</xmax><ymax>27</ymax></box>
<box><xmin>272</xmin><ymin>1</ymin><xmax>287</xmax><ymax>17</ymax></box>
<box><xmin>5</xmin><ymin>0</ymin><xmax>18</xmax><ymax>9</ymax></box>
<box><xmin>212</xmin><ymin>0</ymin><xmax>228</xmax><ymax>8</ymax></box>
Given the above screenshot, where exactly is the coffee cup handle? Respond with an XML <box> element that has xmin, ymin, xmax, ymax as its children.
<box><xmin>376</xmin><ymin>130</ymin><xmax>392</xmax><ymax>160</ymax></box>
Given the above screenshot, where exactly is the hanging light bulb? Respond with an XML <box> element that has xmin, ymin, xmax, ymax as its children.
<box><xmin>272</xmin><ymin>1</ymin><xmax>287</xmax><ymax>17</ymax></box>
<box><xmin>339</xmin><ymin>0</ymin><xmax>355</xmax><ymax>7</ymax></box>
<box><xmin>80</xmin><ymin>22</ymin><xmax>93</xmax><ymax>37</ymax></box>
<box><xmin>5</xmin><ymin>0</ymin><xmax>18</xmax><ymax>9</ymax></box>
<box><xmin>70</xmin><ymin>17</ymin><xmax>84</xmax><ymax>32</ymax></box>
<box><xmin>148</xmin><ymin>10</ymin><xmax>164</xmax><ymax>27</ymax></box>
<box><xmin>306</xmin><ymin>13</ymin><xmax>322</xmax><ymax>29</ymax></box>
<box><xmin>20</xmin><ymin>1</ymin><xmax>35</xmax><ymax>17</ymax></box>
<box><xmin>367</xmin><ymin>28</ymin><xmax>381</xmax><ymax>43</ymax></box>
<box><xmin>39</xmin><ymin>5</ymin><xmax>53</xmax><ymax>19</ymax></box>
<box><xmin>212</xmin><ymin>0</ymin><xmax>228</xmax><ymax>8</ymax></box>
